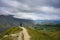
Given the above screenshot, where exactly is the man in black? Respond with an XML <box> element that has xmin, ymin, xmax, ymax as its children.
<box><xmin>20</xmin><ymin>23</ymin><xmax>22</xmax><ymax>27</ymax></box>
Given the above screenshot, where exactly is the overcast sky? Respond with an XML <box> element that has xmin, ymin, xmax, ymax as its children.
<box><xmin>0</xmin><ymin>0</ymin><xmax>60</xmax><ymax>20</ymax></box>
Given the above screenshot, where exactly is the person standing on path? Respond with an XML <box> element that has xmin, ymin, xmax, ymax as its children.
<box><xmin>20</xmin><ymin>23</ymin><xmax>23</xmax><ymax>27</ymax></box>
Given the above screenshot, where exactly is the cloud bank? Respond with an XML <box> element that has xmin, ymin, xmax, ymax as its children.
<box><xmin>0</xmin><ymin>0</ymin><xmax>60</xmax><ymax>20</ymax></box>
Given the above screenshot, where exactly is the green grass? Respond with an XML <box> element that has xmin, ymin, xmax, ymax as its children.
<box><xmin>26</xmin><ymin>27</ymin><xmax>52</xmax><ymax>40</ymax></box>
<box><xmin>1</xmin><ymin>35</ymin><xmax>19</xmax><ymax>40</ymax></box>
<box><xmin>26</xmin><ymin>27</ymin><xmax>60</xmax><ymax>40</ymax></box>
<box><xmin>47</xmin><ymin>31</ymin><xmax>60</xmax><ymax>40</ymax></box>
<box><xmin>0</xmin><ymin>27</ymin><xmax>22</xmax><ymax>39</ymax></box>
<box><xmin>34</xmin><ymin>26</ymin><xmax>60</xmax><ymax>40</ymax></box>
<box><xmin>1</xmin><ymin>36</ymin><xmax>14</xmax><ymax>40</ymax></box>
<box><xmin>0</xmin><ymin>26</ymin><xmax>60</xmax><ymax>40</ymax></box>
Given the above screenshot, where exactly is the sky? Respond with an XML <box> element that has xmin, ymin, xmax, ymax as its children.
<box><xmin>0</xmin><ymin>0</ymin><xmax>60</xmax><ymax>20</ymax></box>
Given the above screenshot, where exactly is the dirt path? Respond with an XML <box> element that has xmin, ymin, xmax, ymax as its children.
<box><xmin>0</xmin><ymin>27</ymin><xmax>31</xmax><ymax>40</ymax></box>
<box><xmin>18</xmin><ymin>27</ymin><xmax>31</xmax><ymax>40</ymax></box>
<box><xmin>18</xmin><ymin>31</ymin><xmax>23</xmax><ymax>40</ymax></box>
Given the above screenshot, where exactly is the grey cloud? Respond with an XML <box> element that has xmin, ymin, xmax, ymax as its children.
<box><xmin>0</xmin><ymin>0</ymin><xmax>60</xmax><ymax>20</ymax></box>
<box><xmin>17</xmin><ymin>0</ymin><xmax>60</xmax><ymax>8</ymax></box>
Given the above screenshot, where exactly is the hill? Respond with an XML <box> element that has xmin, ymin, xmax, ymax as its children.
<box><xmin>1</xmin><ymin>27</ymin><xmax>60</xmax><ymax>40</ymax></box>
<box><xmin>0</xmin><ymin>15</ymin><xmax>34</xmax><ymax>33</ymax></box>
<box><xmin>26</xmin><ymin>27</ymin><xmax>60</xmax><ymax>40</ymax></box>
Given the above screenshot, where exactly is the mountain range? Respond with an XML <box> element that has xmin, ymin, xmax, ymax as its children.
<box><xmin>0</xmin><ymin>15</ymin><xmax>34</xmax><ymax>33</ymax></box>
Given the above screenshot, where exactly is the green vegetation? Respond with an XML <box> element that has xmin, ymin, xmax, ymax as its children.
<box><xmin>1</xmin><ymin>35</ymin><xmax>19</xmax><ymax>40</ymax></box>
<box><xmin>1</xmin><ymin>36</ymin><xmax>14</xmax><ymax>40</ymax></box>
<box><xmin>35</xmin><ymin>24</ymin><xmax>60</xmax><ymax>31</ymax></box>
<box><xmin>47</xmin><ymin>31</ymin><xmax>60</xmax><ymax>40</ymax></box>
<box><xmin>26</xmin><ymin>27</ymin><xmax>60</xmax><ymax>40</ymax></box>
<box><xmin>26</xmin><ymin>27</ymin><xmax>52</xmax><ymax>40</ymax></box>
<box><xmin>0</xmin><ymin>27</ymin><xmax>22</xmax><ymax>39</ymax></box>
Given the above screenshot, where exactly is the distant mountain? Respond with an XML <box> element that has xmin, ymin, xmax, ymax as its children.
<box><xmin>35</xmin><ymin>20</ymin><xmax>60</xmax><ymax>24</ymax></box>
<box><xmin>0</xmin><ymin>15</ymin><xmax>35</xmax><ymax>33</ymax></box>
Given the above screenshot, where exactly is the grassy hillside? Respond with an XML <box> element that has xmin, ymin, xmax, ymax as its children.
<box><xmin>0</xmin><ymin>27</ymin><xmax>22</xmax><ymax>39</ymax></box>
<box><xmin>0</xmin><ymin>26</ymin><xmax>60</xmax><ymax>40</ymax></box>
<box><xmin>26</xmin><ymin>27</ymin><xmax>60</xmax><ymax>40</ymax></box>
<box><xmin>47</xmin><ymin>31</ymin><xmax>60</xmax><ymax>40</ymax></box>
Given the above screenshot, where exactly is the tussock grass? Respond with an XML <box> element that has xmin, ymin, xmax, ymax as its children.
<box><xmin>1</xmin><ymin>36</ymin><xmax>14</xmax><ymax>40</ymax></box>
<box><xmin>47</xmin><ymin>32</ymin><xmax>60</xmax><ymax>40</ymax></box>
<box><xmin>26</xmin><ymin>27</ymin><xmax>60</xmax><ymax>40</ymax></box>
<box><xmin>0</xmin><ymin>27</ymin><xmax>22</xmax><ymax>39</ymax></box>
<box><xmin>26</xmin><ymin>27</ymin><xmax>52</xmax><ymax>40</ymax></box>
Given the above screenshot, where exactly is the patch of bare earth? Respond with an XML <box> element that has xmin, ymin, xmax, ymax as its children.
<box><xmin>18</xmin><ymin>27</ymin><xmax>30</xmax><ymax>40</ymax></box>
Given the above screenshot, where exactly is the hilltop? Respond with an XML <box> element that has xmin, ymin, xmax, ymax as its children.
<box><xmin>0</xmin><ymin>15</ymin><xmax>34</xmax><ymax>33</ymax></box>
<box><xmin>0</xmin><ymin>27</ymin><xmax>60</xmax><ymax>40</ymax></box>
